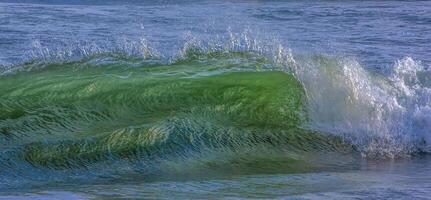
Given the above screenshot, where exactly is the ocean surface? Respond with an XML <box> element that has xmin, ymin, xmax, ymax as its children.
<box><xmin>0</xmin><ymin>0</ymin><xmax>430</xmax><ymax>199</ymax></box>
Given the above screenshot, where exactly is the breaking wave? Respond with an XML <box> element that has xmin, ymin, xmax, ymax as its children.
<box><xmin>0</xmin><ymin>30</ymin><xmax>429</xmax><ymax>189</ymax></box>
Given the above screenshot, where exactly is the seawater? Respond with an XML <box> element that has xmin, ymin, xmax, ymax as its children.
<box><xmin>0</xmin><ymin>1</ymin><xmax>430</xmax><ymax>199</ymax></box>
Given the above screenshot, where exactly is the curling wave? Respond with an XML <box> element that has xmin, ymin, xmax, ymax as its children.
<box><xmin>0</xmin><ymin>32</ymin><xmax>430</xmax><ymax>189</ymax></box>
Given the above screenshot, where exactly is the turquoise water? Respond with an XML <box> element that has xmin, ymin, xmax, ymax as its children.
<box><xmin>0</xmin><ymin>1</ymin><xmax>430</xmax><ymax>199</ymax></box>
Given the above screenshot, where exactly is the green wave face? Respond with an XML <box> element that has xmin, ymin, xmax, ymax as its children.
<box><xmin>0</xmin><ymin>53</ymin><xmax>357</xmax><ymax>183</ymax></box>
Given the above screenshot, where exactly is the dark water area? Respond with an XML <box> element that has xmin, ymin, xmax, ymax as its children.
<box><xmin>2</xmin><ymin>156</ymin><xmax>431</xmax><ymax>199</ymax></box>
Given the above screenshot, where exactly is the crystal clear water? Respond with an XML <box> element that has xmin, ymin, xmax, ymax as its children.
<box><xmin>0</xmin><ymin>0</ymin><xmax>430</xmax><ymax>199</ymax></box>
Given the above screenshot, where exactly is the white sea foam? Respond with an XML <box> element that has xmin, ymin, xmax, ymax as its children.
<box><xmin>290</xmin><ymin>55</ymin><xmax>430</xmax><ymax>157</ymax></box>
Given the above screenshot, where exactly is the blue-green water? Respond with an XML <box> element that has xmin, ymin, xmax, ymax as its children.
<box><xmin>0</xmin><ymin>1</ymin><xmax>430</xmax><ymax>199</ymax></box>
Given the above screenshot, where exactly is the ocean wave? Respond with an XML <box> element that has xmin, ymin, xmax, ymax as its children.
<box><xmin>0</xmin><ymin>31</ymin><xmax>430</xmax><ymax>188</ymax></box>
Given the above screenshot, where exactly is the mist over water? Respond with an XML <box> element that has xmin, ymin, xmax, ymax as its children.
<box><xmin>0</xmin><ymin>0</ymin><xmax>430</xmax><ymax>199</ymax></box>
